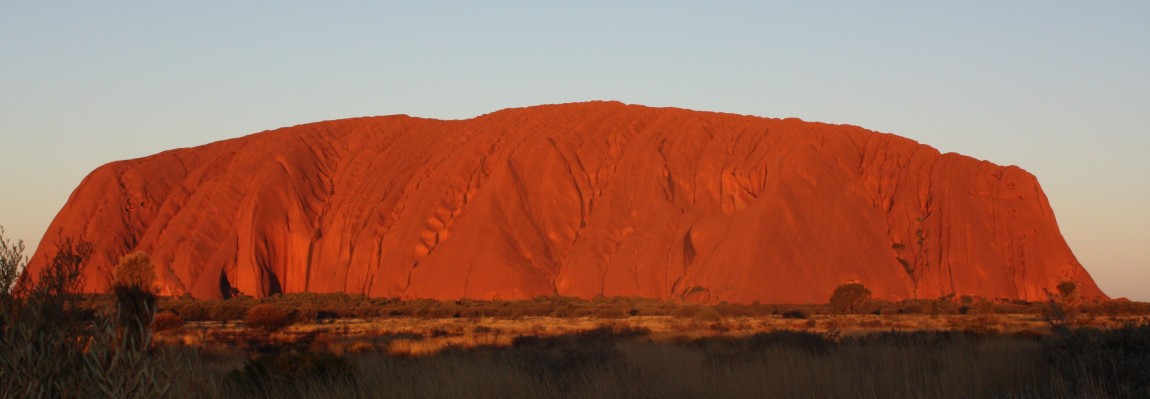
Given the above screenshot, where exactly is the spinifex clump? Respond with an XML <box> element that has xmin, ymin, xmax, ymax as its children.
<box><xmin>113</xmin><ymin>252</ymin><xmax>158</xmax><ymax>348</ymax></box>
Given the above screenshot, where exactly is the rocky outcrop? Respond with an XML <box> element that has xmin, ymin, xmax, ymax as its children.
<box><xmin>25</xmin><ymin>101</ymin><xmax>1107</xmax><ymax>303</ymax></box>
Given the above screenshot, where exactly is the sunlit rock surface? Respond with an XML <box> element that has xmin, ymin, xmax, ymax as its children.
<box><xmin>27</xmin><ymin>101</ymin><xmax>1106</xmax><ymax>303</ymax></box>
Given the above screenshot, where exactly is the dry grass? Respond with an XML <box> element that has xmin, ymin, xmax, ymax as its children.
<box><xmin>126</xmin><ymin>305</ymin><xmax>1148</xmax><ymax>399</ymax></box>
<box><xmin>157</xmin><ymin>312</ymin><xmax>1148</xmax><ymax>359</ymax></box>
<box><xmin>105</xmin><ymin>305</ymin><xmax>1142</xmax><ymax>398</ymax></box>
<box><xmin>9</xmin><ymin>232</ymin><xmax>1146</xmax><ymax>397</ymax></box>
<box><xmin>9</xmin><ymin>296</ymin><xmax>1150</xmax><ymax>398</ymax></box>
<box><xmin>180</xmin><ymin>322</ymin><xmax>1150</xmax><ymax>399</ymax></box>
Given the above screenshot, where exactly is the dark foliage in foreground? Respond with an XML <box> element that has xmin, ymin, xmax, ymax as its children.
<box><xmin>0</xmin><ymin>232</ymin><xmax>179</xmax><ymax>398</ymax></box>
<box><xmin>201</xmin><ymin>322</ymin><xmax>1150</xmax><ymax>399</ymax></box>
<box><xmin>226</xmin><ymin>351</ymin><xmax>357</xmax><ymax>395</ymax></box>
<box><xmin>1043</xmin><ymin>322</ymin><xmax>1150</xmax><ymax>395</ymax></box>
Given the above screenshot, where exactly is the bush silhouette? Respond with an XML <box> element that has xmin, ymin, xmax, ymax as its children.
<box><xmin>112</xmin><ymin>252</ymin><xmax>157</xmax><ymax>346</ymax></box>
<box><xmin>244</xmin><ymin>304</ymin><xmax>298</xmax><ymax>332</ymax></box>
<box><xmin>830</xmin><ymin>283</ymin><xmax>871</xmax><ymax>314</ymax></box>
<box><xmin>782</xmin><ymin>309</ymin><xmax>809</xmax><ymax>319</ymax></box>
<box><xmin>113</xmin><ymin>252</ymin><xmax>156</xmax><ymax>291</ymax></box>
<box><xmin>151</xmin><ymin>312</ymin><xmax>185</xmax><ymax>333</ymax></box>
<box><xmin>693</xmin><ymin>307</ymin><xmax>722</xmax><ymax>321</ymax></box>
<box><xmin>210</xmin><ymin>301</ymin><xmax>250</xmax><ymax>324</ymax></box>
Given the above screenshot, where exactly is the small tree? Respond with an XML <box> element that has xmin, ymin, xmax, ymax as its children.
<box><xmin>829</xmin><ymin>283</ymin><xmax>871</xmax><ymax>314</ymax></box>
<box><xmin>1047</xmin><ymin>280</ymin><xmax>1081</xmax><ymax>322</ymax></box>
<box><xmin>1057</xmin><ymin>281</ymin><xmax>1079</xmax><ymax>305</ymax></box>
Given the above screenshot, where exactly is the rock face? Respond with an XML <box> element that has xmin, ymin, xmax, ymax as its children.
<box><xmin>27</xmin><ymin>101</ymin><xmax>1106</xmax><ymax>303</ymax></box>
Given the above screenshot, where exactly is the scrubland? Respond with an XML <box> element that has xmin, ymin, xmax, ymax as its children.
<box><xmin>8</xmin><ymin>291</ymin><xmax>1149</xmax><ymax>399</ymax></box>
<box><xmin>4</xmin><ymin>232</ymin><xmax>1150</xmax><ymax>398</ymax></box>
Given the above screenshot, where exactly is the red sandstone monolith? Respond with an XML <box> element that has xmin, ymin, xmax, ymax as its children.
<box><xmin>25</xmin><ymin>101</ymin><xmax>1106</xmax><ymax>303</ymax></box>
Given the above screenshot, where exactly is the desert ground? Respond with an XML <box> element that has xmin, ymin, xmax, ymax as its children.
<box><xmin>93</xmin><ymin>294</ymin><xmax>1150</xmax><ymax>398</ymax></box>
<box><xmin>5</xmin><ymin>235</ymin><xmax>1148</xmax><ymax>398</ymax></box>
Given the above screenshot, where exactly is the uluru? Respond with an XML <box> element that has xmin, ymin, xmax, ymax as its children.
<box><xmin>25</xmin><ymin>101</ymin><xmax>1106</xmax><ymax>304</ymax></box>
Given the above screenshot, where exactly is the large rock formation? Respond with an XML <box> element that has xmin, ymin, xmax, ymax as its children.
<box><xmin>26</xmin><ymin>101</ymin><xmax>1106</xmax><ymax>303</ymax></box>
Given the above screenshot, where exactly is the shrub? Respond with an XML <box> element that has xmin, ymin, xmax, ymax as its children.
<box><xmin>112</xmin><ymin>253</ymin><xmax>158</xmax><ymax>346</ymax></box>
<box><xmin>781</xmin><ymin>309</ymin><xmax>809</xmax><ymax>319</ymax></box>
<box><xmin>877</xmin><ymin>307</ymin><xmax>900</xmax><ymax>316</ymax></box>
<box><xmin>170</xmin><ymin>301</ymin><xmax>212</xmax><ymax>321</ymax></box>
<box><xmin>244</xmin><ymin>304</ymin><xmax>298</xmax><ymax>332</ymax></box>
<box><xmin>901</xmin><ymin>303</ymin><xmax>925</xmax><ymax>314</ymax></box>
<box><xmin>316</xmin><ymin>310</ymin><xmax>339</xmax><ymax>324</ymax></box>
<box><xmin>829</xmin><ymin>283</ymin><xmax>871</xmax><ymax>314</ymax></box>
<box><xmin>1100</xmin><ymin>299</ymin><xmax>1148</xmax><ymax>316</ymax></box>
<box><xmin>151</xmin><ymin>312</ymin><xmax>185</xmax><ymax>333</ymax></box>
<box><xmin>551</xmin><ymin>304</ymin><xmax>576</xmax><ymax>318</ymax></box>
<box><xmin>1053</xmin><ymin>281</ymin><xmax>1081</xmax><ymax>319</ymax></box>
<box><xmin>112</xmin><ymin>252</ymin><xmax>157</xmax><ymax>291</ymax></box>
<box><xmin>594</xmin><ymin>307</ymin><xmax>628</xmax><ymax>319</ymax></box>
<box><xmin>693</xmin><ymin>307</ymin><xmax>722</xmax><ymax>322</ymax></box>
<box><xmin>0</xmin><ymin>227</ymin><xmax>23</xmax><ymax>296</ymax></box>
<box><xmin>670</xmin><ymin>306</ymin><xmax>697</xmax><ymax>318</ymax></box>
<box><xmin>210</xmin><ymin>301</ymin><xmax>250</xmax><ymax>323</ymax></box>
<box><xmin>1057</xmin><ymin>281</ymin><xmax>1079</xmax><ymax>303</ymax></box>
<box><xmin>713</xmin><ymin>302</ymin><xmax>749</xmax><ymax>317</ymax></box>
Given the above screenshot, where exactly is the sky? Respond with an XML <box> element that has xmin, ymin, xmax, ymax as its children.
<box><xmin>0</xmin><ymin>2</ymin><xmax>1146</xmax><ymax>300</ymax></box>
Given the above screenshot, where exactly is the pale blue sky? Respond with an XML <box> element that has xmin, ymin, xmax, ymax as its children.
<box><xmin>1</xmin><ymin>2</ymin><xmax>1146</xmax><ymax>299</ymax></box>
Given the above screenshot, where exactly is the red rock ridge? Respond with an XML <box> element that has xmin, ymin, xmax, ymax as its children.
<box><xmin>26</xmin><ymin>101</ymin><xmax>1107</xmax><ymax>303</ymax></box>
